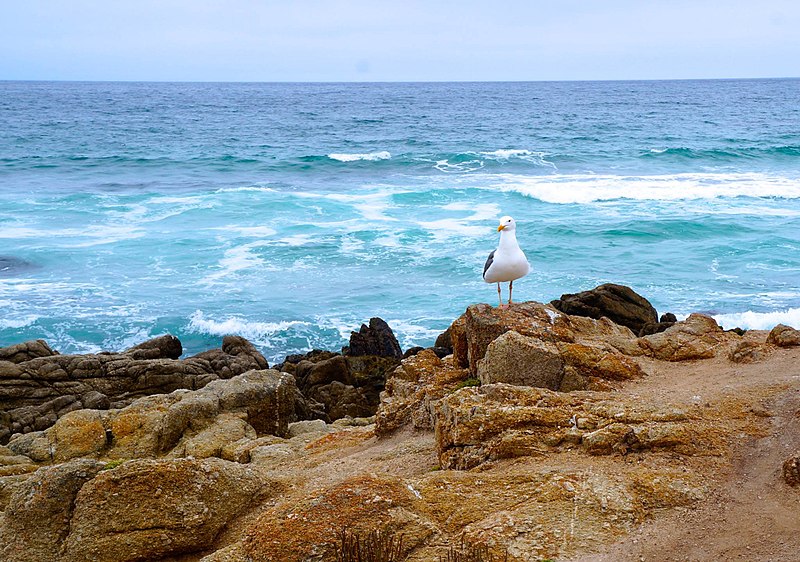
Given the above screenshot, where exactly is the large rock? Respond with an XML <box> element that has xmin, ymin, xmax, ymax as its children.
<box><xmin>767</xmin><ymin>324</ymin><xmax>800</xmax><ymax>347</ymax></box>
<box><xmin>551</xmin><ymin>283</ymin><xmax>658</xmax><ymax>334</ymax></box>
<box><xmin>343</xmin><ymin>317</ymin><xmax>403</xmax><ymax>358</ymax></box>
<box><xmin>6</xmin><ymin>370</ymin><xmax>297</xmax><ymax>463</ymax></box>
<box><xmin>281</xmin><ymin>349</ymin><xmax>400</xmax><ymax>422</ymax></box>
<box><xmin>0</xmin><ymin>459</ymin><xmax>104</xmax><ymax>561</ymax></box>
<box><xmin>434</xmin><ymin>384</ymin><xmax>724</xmax><ymax>470</ymax></box>
<box><xmin>0</xmin><ymin>335</ymin><xmax>269</xmax><ymax>443</ymax></box>
<box><xmin>638</xmin><ymin>313</ymin><xmax>736</xmax><ymax>361</ymax></box>
<box><xmin>61</xmin><ymin>458</ymin><xmax>272</xmax><ymax>562</ymax></box>
<box><xmin>450</xmin><ymin>301</ymin><xmax>640</xmax><ymax>375</ymax></box>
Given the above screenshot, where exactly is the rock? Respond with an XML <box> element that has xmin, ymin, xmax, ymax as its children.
<box><xmin>430</xmin><ymin>346</ymin><xmax>451</xmax><ymax>359</ymax></box>
<box><xmin>242</xmin><ymin>475</ymin><xmax>428</xmax><ymax>561</ymax></box>
<box><xmin>376</xmin><ymin>349</ymin><xmax>469</xmax><ymax>436</ymax></box>
<box><xmin>0</xmin><ymin>336</ymin><xmax>269</xmax><ymax>443</ymax></box>
<box><xmin>124</xmin><ymin>334</ymin><xmax>183</xmax><ymax>360</ymax></box>
<box><xmin>434</xmin><ymin>384</ymin><xmax>721</xmax><ymax>470</ymax></box>
<box><xmin>60</xmin><ymin>458</ymin><xmax>274</xmax><ymax>562</ymax></box>
<box><xmin>783</xmin><ymin>454</ymin><xmax>800</xmax><ymax>486</ymax></box>
<box><xmin>7</xmin><ymin>370</ymin><xmax>297</xmax><ymax>463</ymax></box>
<box><xmin>403</xmin><ymin>346</ymin><xmax>425</xmax><ymax>358</ymax></box>
<box><xmin>0</xmin><ymin>339</ymin><xmax>57</xmax><ymax>363</ymax></box>
<box><xmin>344</xmin><ymin>317</ymin><xmax>403</xmax><ymax>358</ymax></box>
<box><xmin>0</xmin><ymin>459</ymin><xmax>104</xmax><ymax>561</ymax></box>
<box><xmin>453</xmin><ymin>301</ymin><xmax>639</xmax><ymax>376</ymax></box>
<box><xmin>287</xmin><ymin>419</ymin><xmax>329</xmax><ymax>438</ymax></box>
<box><xmin>638</xmin><ymin>313</ymin><xmax>734</xmax><ymax>361</ymax></box>
<box><xmin>477</xmin><ymin>332</ymin><xmax>565</xmax><ymax>390</ymax></box>
<box><xmin>638</xmin><ymin>320</ymin><xmax>676</xmax><ymax>337</ymax></box>
<box><xmin>661</xmin><ymin>313</ymin><xmax>678</xmax><ymax>323</ymax></box>
<box><xmin>551</xmin><ymin>283</ymin><xmax>658</xmax><ymax>334</ymax></box>
<box><xmin>435</xmin><ymin>325</ymin><xmax>454</xmax><ymax>352</ymax></box>
<box><xmin>767</xmin><ymin>324</ymin><xmax>800</xmax><ymax>347</ymax></box>
<box><xmin>728</xmin><ymin>341</ymin><xmax>769</xmax><ymax>363</ymax></box>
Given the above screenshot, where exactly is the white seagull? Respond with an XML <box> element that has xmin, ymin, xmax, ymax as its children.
<box><xmin>483</xmin><ymin>215</ymin><xmax>530</xmax><ymax>307</ymax></box>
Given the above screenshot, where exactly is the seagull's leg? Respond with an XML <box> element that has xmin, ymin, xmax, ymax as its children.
<box><xmin>497</xmin><ymin>283</ymin><xmax>502</xmax><ymax>307</ymax></box>
<box><xmin>509</xmin><ymin>280</ymin><xmax>514</xmax><ymax>305</ymax></box>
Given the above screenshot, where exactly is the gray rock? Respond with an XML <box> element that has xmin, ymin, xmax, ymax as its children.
<box><xmin>478</xmin><ymin>331</ymin><xmax>565</xmax><ymax>390</ymax></box>
<box><xmin>287</xmin><ymin>419</ymin><xmax>329</xmax><ymax>438</ymax></box>
<box><xmin>551</xmin><ymin>283</ymin><xmax>658</xmax><ymax>334</ymax></box>
<box><xmin>344</xmin><ymin>317</ymin><xmax>403</xmax><ymax>358</ymax></box>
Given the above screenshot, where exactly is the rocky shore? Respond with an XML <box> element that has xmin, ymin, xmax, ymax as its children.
<box><xmin>1</xmin><ymin>284</ymin><xmax>799</xmax><ymax>561</ymax></box>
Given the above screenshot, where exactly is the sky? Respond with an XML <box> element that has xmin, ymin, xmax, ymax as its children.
<box><xmin>2</xmin><ymin>0</ymin><xmax>799</xmax><ymax>82</ymax></box>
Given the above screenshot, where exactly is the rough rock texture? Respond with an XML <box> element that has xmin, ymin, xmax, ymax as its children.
<box><xmin>6</xmin><ymin>370</ymin><xmax>297</xmax><ymax>463</ymax></box>
<box><xmin>784</xmin><ymin>454</ymin><xmax>800</xmax><ymax>486</ymax></box>
<box><xmin>638</xmin><ymin>313</ymin><xmax>736</xmax><ymax>361</ymax></box>
<box><xmin>728</xmin><ymin>340</ymin><xmax>769</xmax><ymax>363</ymax></box>
<box><xmin>767</xmin><ymin>324</ymin><xmax>800</xmax><ymax>347</ymax></box>
<box><xmin>551</xmin><ymin>283</ymin><xmax>659</xmax><ymax>334</ymax></box>
<box><xmin>62</xmin><ymin>458</ymin><xmax>272</xmax><ymax>562</ymax></box>
<box><xmin>280</xmin><ymin>349</ymin><xmax>400</xmax><ymax>422</ymax></box>
<box><xmin>376</xmin><ymin>349</ymin><xmax>469</xmax><ymax>436</ymax></box>
<box><xmin>0</xmin><ymin>335</ymin><xmax>269</xmax><ymax>443</ymax></box>
<box><xmin>0</xmin><ymin>457</ymin><xmax>273</xmax><ymax>562</ymax></box>
<box><xmin>434</xmin><ymin>384</ymin><xmax>724</xmax><ymax>470</ymax></box>
<box><xmin>477</xmin><ymin>330</ymin><xmax>643</xmax><ymax>391</ymax></box>
<box><xmin>451</xmin><ymin>301</ymin><xmax>640</xmax><ymax>375</ymax></box>
<box><xmin>0</xmin><ymin>459</ymin><xmax>104</xmax><ymax>561</ymax></box>
<box><xmin>344</xmin><ymin>317</ymin><xmax>403</xmax><ymax>359</ymax></box>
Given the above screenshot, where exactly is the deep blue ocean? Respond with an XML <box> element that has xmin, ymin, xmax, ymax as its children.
<box><xmin>1</xmin><ymin>79</ymin><xmax>799</xmax><ymax>362</ymax></box>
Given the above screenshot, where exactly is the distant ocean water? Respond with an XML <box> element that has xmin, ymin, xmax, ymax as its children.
<box><xmin>1</xmin><ymin>79</ymin><xmax>799</xmax><ymax>362</ymax></box>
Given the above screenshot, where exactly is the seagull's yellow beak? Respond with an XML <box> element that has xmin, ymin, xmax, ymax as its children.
<box><xmin>497</xmin><ymin>225</ymin><xmax>505</xmax><ymax>231</ymax></box>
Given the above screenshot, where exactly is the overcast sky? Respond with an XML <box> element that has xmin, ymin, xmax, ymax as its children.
<box><xmin>2</xmin><ymin>0</ymin><xmax>799</xmax><ymax>81</ymax></box>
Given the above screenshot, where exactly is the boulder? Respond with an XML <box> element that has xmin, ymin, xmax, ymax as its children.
<box><xmin>0</xmin><ymin>459</ymin><xmax>104</xmax><ymax>561</ymax></box>
<box><xmin>477</xmin><ymin>332</ymin><xmax>565</xmax><ymax>389</ymax></box>
<box><xmin>728</xmin><ymin>341</ymin><xmax>768</xmax><ymax>363</ymax></box>
<box><xmin>7</xmin><ymin>370</ymin><xmax>297</xmax><ymax>463</ymax></box>
<box><xmin>60</xmin><ymin>458</ymin><xmax>273</xmax><ymax>562</ymax></box>
<box><xmin>434</xmin><ymin>384</ymin><xmax>722</xmax><ymax>470</ymax></box>
<box><xmin>638</xmin><ymin>313</ymin><xmax>735</xmax><ymax>361</ymax></box>
<box><xmin>767</xmin><ymin>324</ymin><xmax>800</xmax><ymax>347</ymax></box>
<box><xmin>551</xmin><ymin>283</ymin><xmax>658</xmax><ymax>334</ymax></box>
<box><xmin>451</xmin><ymin>301</ymin><xmax>639</xmax><ymax>375</ymax></box>
<box><xmin>0</xmin><ymin>335</ymin><xmax>269</xmax><ymax>443</ymax></box>
<box><xmin>343</xmin><ymin>317</ymin><xmax>403</xmax><ymax>358</ymax></box>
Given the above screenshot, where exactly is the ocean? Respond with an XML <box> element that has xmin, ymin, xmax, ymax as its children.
<box><xmin>1</xmin><ymin>79</ymin><xmax>799</xmax><ymax>362</ymax></box>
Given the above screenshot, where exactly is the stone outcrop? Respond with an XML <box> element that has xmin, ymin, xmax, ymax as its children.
<box><xmin>279</xmin><ymin>350</ymin><xmax>400</xmax><ymax>422</ymax></box>
<box><xmin>477</xmin><ymin>330</ymin><xmax>643</xmax><ymax>391</ymax></box>
<box><xmin>6</xmin><ymin>370</ymin><xmax>297</xmax><ymax>463</ymax></box>
<box><xmin>343</xmin><ymin>317</ymin><xmax>403</xmax><ymax>358</ymax></box>
<box><xmin>767</xmin><ymin>324</ymin><xmax>800</xmax><ymax>347</ymax></box>
<box><xmin>434</xmin><ymin>384</ymin><xmax>724</xmax><ymax>470</ymax></box>
<box><xmin>550</xmin><ymin>283</ymin><xmax>659</xmax><ymax>334</ymax></box>
<box><xmin>638</xmin><ymin>313</ymin><xmax>736</xmax><ymax>361</ymax></box>
<box><xmin>0</xmin><ymin>335</ymin><xmax>269</xmax><ymax>444</ymax></box>
<box><xmin>0</xmin><ymin>457</ymin><xmax>275</xmax><ymax>562</ymax></box>
<box><xmin>449</xmin><ymin>301</ymin><xmax>640</xmax><ymax>375</ymax></box>
<box><xmin>784</xmin><ymin>454</ymin><xmax>800</xmax><ymax>487</ymax></box>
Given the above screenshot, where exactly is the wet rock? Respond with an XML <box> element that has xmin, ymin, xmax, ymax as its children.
<box><xmin>661</xmin><ymin>312</ymin><xmax>678</xmax><ymax>323</ymax></box>
<box><xmin>767</xmin><ymin>324</ymin><xmax>800</xmax><ymax>347</ymax></box>
<box><xmin>551</xmin><ymin>283</ymin><xmax>658</xmax><ymax>334</ymax></box>
<box><xmin>403</xmin><ymin>346</ymin><xmax>425</xmax><ymax>358</ymax></box>
<box><xmin>343</xmin><ymin>317</ymin><xmax>403</xmax><ymax>358</ymax></box>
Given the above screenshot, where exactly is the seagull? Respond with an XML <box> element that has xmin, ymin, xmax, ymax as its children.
<box><xmin>483</xmin><ymin>216</ymin><xmax>530</xmax><ymax>307</ymax></box>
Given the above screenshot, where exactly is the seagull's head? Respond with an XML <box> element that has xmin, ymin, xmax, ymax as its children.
<box><xmin>497</xmin><ymin>216</ymin><xmax>516</xmax><ymax>232</ymax></box>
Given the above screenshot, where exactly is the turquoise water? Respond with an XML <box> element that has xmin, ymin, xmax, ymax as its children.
<box><xmin>2</xmin><ymin>79</ymin><xmax>799</xmax><ymax>362</ymax></box>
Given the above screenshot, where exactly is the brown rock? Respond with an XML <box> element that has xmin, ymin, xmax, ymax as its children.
<box><xmin>61</xmin><ymin>458</ymin><xmax>274</xmax><ymax>562</ymax></box>
<box><xmin>0</xmin><ymin>339</ymin><xmax>57</xmax><ymax>364</ymax></box>
<box><xmin>784</xmin><ymin>454</ymin><xmax>800</xmax><ymax>486</ymax></box>
<box><xmin>344</xmin><ymin>317</ymin><xmax>403</xmax><ymax>359</ymax></box>
<box><xmin>124</xmin><ymin>334</ymin><xmax>183</xmax><ymax>360</ymax></box>
<box><xmin>728</xmin><ymin>340</ymin><xmax>769</xmax><ymax>363</ymax></box>
<box><xmin>767</xmin><ymin>324</ymin><xmax>800</xmax><ymax>347</ymax></box>
<box><xmin>0</xmin><ymin>459</ymin><xmax>104</xmax><ymax>561</ymax></box>
<box><xmin>638</xmin><ymin>313</ymin><xmax>733</xmax><ymax>361</ymax></box>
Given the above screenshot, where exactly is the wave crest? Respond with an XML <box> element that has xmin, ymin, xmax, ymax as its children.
<box><xmin>327</xmin><ymin>151</ymin><xmax>391</xmax><ymax>162</ymax></box>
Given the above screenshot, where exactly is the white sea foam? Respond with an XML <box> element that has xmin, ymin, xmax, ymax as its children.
<box><xmin>713</xmin><ymin>308</ymin><xmax>800</xmax><ymax>330</ymax></box>
<box><xmin>0</xmin><ymin>315</ymin><xmax>39</xmax><ymax>329</ymax></box>
<box><xmin>188</xmin><ymin>310</ymin><xmax>309</xmax><ymax>342</ymax></box>
<box><xmin>201</xmin><ymin>241</ymin><xmax>269</xmax><ymax>283</ymax></box>
<box><xmin>213</xmin><ymin>225</ymin><xmax>278</xmax><ymax>237</ymax></box>
<box><xmin>214</xmin><ymin>186</ymin><xmax>277</xmax><ymax>194</ymax></box>
<box><xmin>328</xmin><ymin>151</ymin><xmax>391</xmax><ymax>162</ymax></box>
<box><xmin>418</xmin><ymin>202</ymin><xmax>502</xmax><ymax>240</ymax></box>
<box><xmin>479</xmin><ymin>149</ymin><xmax>557</xmax><ymax>168</ymax></box>
<box><xmin>480</xmin><ymin>172</ymin><xmax>800</xmax><ymax>204</ymax></box>
<box><xmin>385</xmin><ymin>319</ymin><xmax>443</xmax><ymax>348</ymax></box>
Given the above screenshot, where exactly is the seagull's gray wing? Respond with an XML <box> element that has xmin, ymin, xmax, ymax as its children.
<box><xmin>482</xmin><ymin>250</ymin><xmax>495</xmax><ymax>280</ymax></box>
